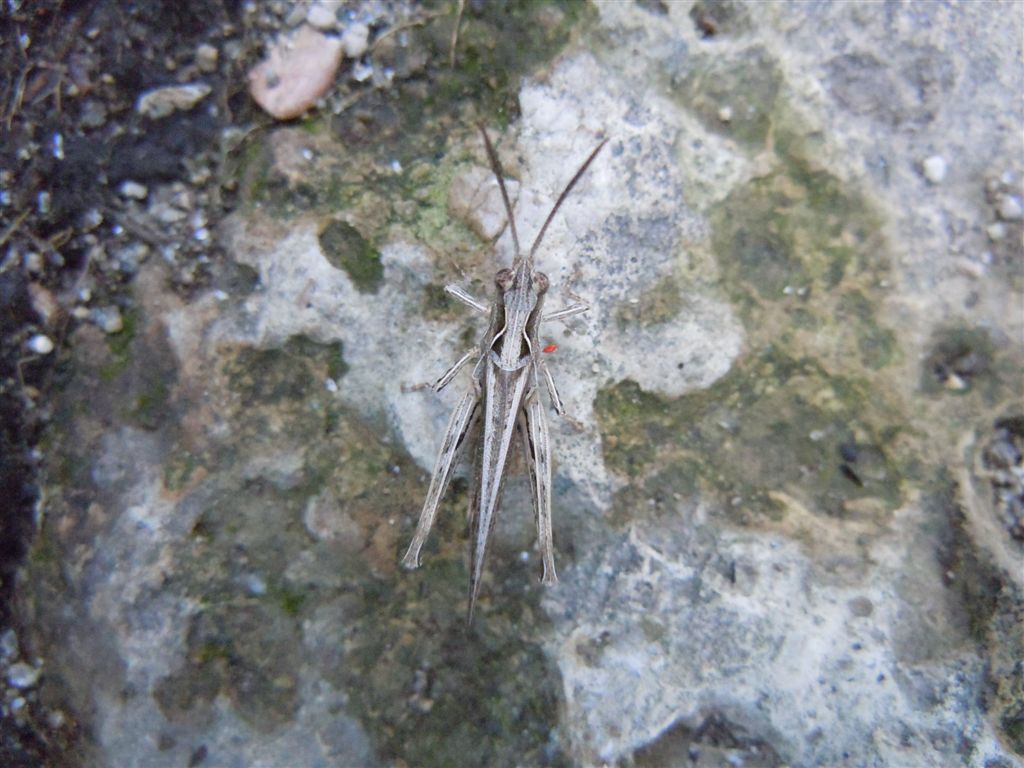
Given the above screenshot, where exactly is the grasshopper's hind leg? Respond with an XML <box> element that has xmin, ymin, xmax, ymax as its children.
<box><xmin>401</xmin><ymin>390</ymin><xmax>480</xmax><ymax>569</ymax></box>
<box><xmin>519</xmin><ymin>391</ymin><xmax>557</xmax><ymax>585</ymax></box>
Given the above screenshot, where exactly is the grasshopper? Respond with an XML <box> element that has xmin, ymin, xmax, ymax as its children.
<box><xmin>401</xmin><ymin>125</ymin><xmax>607</xmax><ymax>620</ymax></box>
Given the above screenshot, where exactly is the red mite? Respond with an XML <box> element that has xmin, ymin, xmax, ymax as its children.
<box><xmin>543</xmin><ymin>344</ymin><xmax>557</xmax><ymax>353</ymax></box>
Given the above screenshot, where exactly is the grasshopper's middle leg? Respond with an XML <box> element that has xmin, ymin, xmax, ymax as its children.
<box><xmin>401</xmin><ymin>389</ymin><xmax>480</xmax><ymax>569</ymax></box>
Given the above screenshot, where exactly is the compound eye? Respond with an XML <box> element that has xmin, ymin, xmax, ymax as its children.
<box><xmin>532</xmin><ymin>272</ymin><xmax>549</xmax><ymax>294</ymax></box>
<box><xmin>495</xmin><ymin>268</ymin><xmax>514</xmax><ymax>290</ymax></box>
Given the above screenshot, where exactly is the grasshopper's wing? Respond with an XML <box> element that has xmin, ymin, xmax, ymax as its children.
<box><xmin>520</xmin><ymin>393</ymin><xmax>557</xmax><ymax>585</ymax></box>
<box><xmin>467</xmin><ymin>362</ymin><xmax>532</xmax><ymax>620</ymax></box>
<box><xmin>401</xmin><ymin>389</ymin><xmax>480</xmax><ymax>569</ymax></box>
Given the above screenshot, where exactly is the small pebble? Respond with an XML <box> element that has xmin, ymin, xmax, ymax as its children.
<box><xmin>23</xmin><ymin>251</ymin><xmax>43</xmax><ymax>274</ymax></box>
<box><xmin>986</xmin><ymin>222</ymin><xmax>1006</xmax><ymax>241</ymax></box>
<box><xmin>114</xmin><ymin>242</ymin><xmax>149</xmax><ymax>274</ymax></box>
<box><xmin>119</xmin><ymin>180</ymin><xmax>148</xmax><ymax>200</ymax></box>
<box><xmin>351</xmin><ymin>61</ymin><xmax>373</xmax><ymax>83</ymax></box>
<box><xmin>195</xmin><ymin>43</ymin><xmax>219</xmax><ymax>73</ymax></box>
<box><xmin>996</xmin><ymin>194</ymin><xmax>1023</xmax><ymax>221</ymax></box>
<box><xmin>245</xmin><ymin>574</ymin><xmax>267</xmax><ymax>595</ymax></box>
<box><xmin>922</xmin><ymin>155</ymin><xmax>947</xmax><ymax>184</ymax></box>
<box><xmin>81</xmin><ymin>208</ymin><xmax>104</xmax><ymax>231</ymax></box>
<box><xmin>28</xmin><ymin>283</ymin><xmax>59</xmax><ymax>325</ymax></box>
<box><xmin>955</xmin><ymin>257</ymin><xmax>984</xmax><ymax>279</ymax></box>
<box><xmin>136</xmin><ymin>83</ymin><xmax>212</xmax><ymax>119</ymax></box>
<box><xmin>189</xmin><ymin>165</ymin><xmax>212</xmax><ymax>185</ymax></box>
<box><xmin>92</xmin><ymin>306</ymin><xmax>124</xmax><ymax>334</ymax></box>
<box><xmin>150</xmin><ymin>203</ymin><xmax>187</xmax><ymax>224</ymax></box>
<box><xmin>341</xmin><ymin>22</ymin><xmax>370</xmax><ymax>58</ymax></box>
<box><xmin>26</xmin><ymin>334</ymin><xmax>54</xmax><ymax>355</ymax></box>
<box><xmin>945</xmin><ymin>373</ymin><xmax>968</xmax><ymax>391</ymax></box>
<box><xmin>170</xmin><ymin>187</ymin><xmax>195</xmax><ymax>212</ymax></box>
<box><xmin>307</xmin><ymin>3</ymin><xmax>338</xmax><ymax>29</ymax></box>
<box><xmin>249</xmin><ymin>26</ymin><xmax>344</xmax><ymax>120</ymax></box>
<box><xmin>6</xmin><ymin>662</ymin><xmax>40</xmax><ymax>689</ymax></box>
<box><xmin>284</xmin><ymin>4</ymin><xmax>307</xmax><ymax>26</ymax></box>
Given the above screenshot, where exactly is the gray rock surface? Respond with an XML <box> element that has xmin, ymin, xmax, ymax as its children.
<box><xmin>17</xmin><ymin>2</ymin><xmax>1023</xmax><ymax>767</ymax></box>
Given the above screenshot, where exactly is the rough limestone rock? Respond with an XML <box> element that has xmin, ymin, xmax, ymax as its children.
<box><xmin>18</xmin><ymin>2</ymin><xmax>1023</xmax><ymax>767</ymax></box>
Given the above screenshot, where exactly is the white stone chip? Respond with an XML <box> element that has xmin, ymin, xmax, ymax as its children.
<box><xmin>119</xmin><ymin>180</ymin><xmax>148</xmax><ymax>200</ymax></box>
<box><xmin>341</xmin><ymin>23</ymin><xmax>370</xmax><ymax>58</ymax></box>
<box><xmin>922</xmin><ymin>155</ymin><xmax>947</xmax><ymax>184</ymax></box>
<box><xmin>26</xmin><ymin>334</ymin><xmax>54</xmax><ymax>355</ymax></box>
<box><xmin>6</xmin><ymin>662</ymin><xmax>40</xmax><ymax>689</ymax></box>
<box><xmin>996</xmin><ymin>194</ymin><xmax>1023</xmax><ymax>221</ymax></box>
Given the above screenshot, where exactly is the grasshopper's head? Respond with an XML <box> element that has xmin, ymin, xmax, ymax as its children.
<box><xmin>497</xmin><ymin>261</ymin><xmax>548</xmax><ymax>314</ymax></box>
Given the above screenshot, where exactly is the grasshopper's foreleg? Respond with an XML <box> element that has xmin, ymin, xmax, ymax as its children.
<box><xmin>520</xmin><ymin>388</ymin><xmax>557</xmax><ymax>584</ymax></box>
<box><xmin>445</xmin><ymin>284</ymin><xmax>489</xmax><ymax>314</ymax></box>
<box><xmin>401</xmin><ymin>389</ymin><xmax>480</xmax><ymax>569</ymax></box>
<box><xmin>543</xmin><ymin>291</ymin><xmax>589</xmax><ymax>323</ymax></box>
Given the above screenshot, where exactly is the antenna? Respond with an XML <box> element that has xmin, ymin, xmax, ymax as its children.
<box><xmin>478</xmin><ymin>124</ymin><xmax>521</xmax><ymax>259</ymax></box>
<box><xmin>528</xmin><ymin>137</ymin><xmax>608</xmax><ymax>259</ymax></box>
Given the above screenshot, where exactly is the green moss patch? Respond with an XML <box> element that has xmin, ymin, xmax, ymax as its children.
<box><xmin>677</xmin><ymin>46</ymin><xmax>781</xmax><ymax>148</ymax></box>
<box><xmin>319</xmin><ymin>220</ymin><xmax>384</xmax><ymax>293</ymax></box>
<box><xmin>709</xmin><ymin>136</ymin><xmax>897</xmax><ymax>373</ymax></box>
<box><xmin>153</xmin><ymin>603</ymin><xmax>301</xmax><ymax>730</ymax></box>
<box><xmin>615</xmin><ymin>274</ymin><xmax>685</xmax><ymax>328</ymax></box>
<box><xmin>595</xmin><ymin>348</ymin><xmax>907</xmax><ymax>526</ymax></box>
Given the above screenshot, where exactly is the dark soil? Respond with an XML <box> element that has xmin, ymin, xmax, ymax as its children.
<box><xmin>1</xmin><ymin>2</ymin><xmax>247</xmax><ymax>763</ymax></box>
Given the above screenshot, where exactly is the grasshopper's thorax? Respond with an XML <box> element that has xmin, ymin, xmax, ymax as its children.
<box><xmin>493</xmin><ymin>261</ymin><xmax>548</xmax><ymax>370</ymax></box>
